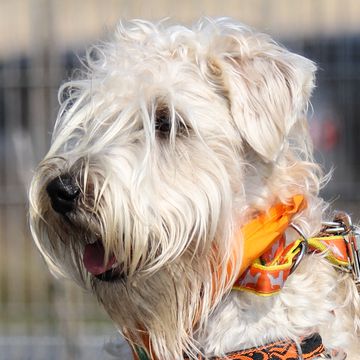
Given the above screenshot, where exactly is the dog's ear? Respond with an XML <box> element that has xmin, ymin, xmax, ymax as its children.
<box><xmin>209</xmin><ymin>32</ymin><xmax>316</xmax><ymax>162</ymax></box>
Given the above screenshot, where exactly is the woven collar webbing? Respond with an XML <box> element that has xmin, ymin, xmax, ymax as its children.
<box><xmin>184</xmin><ymin>333</ymin><xmax>325</xmax><ymax>360</ymax></box>
<box><xmin>133</xmin><ymin>326</ymin><xmax>325</xmax><ymax>360</ymax></box>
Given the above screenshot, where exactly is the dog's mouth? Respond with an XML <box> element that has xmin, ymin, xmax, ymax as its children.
<box><xmin>83</xmin><ymin>240</ymin><xmax>124</xmax><ymax>282</ymax></box>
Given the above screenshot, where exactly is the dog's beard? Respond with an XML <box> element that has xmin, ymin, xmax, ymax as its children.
<box><xmin>29</xmin><ymin>154</ymin><xmax>239</xmax><ymax>359</ymax></box>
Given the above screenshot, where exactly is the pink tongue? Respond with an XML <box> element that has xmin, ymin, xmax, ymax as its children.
<box><xmin>83</xmin><ymin>241</ymin><xmax>116</xmax><ymax>275</ymax></box>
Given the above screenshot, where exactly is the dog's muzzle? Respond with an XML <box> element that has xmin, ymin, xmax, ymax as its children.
<box><xmin>46</xmin><ymin>174</ymin><xmax>80</xmax><ymax>214</ymax></box>
<box><xmin>46</xmin><ymin>174</ymin><xmax>125</xmax><ymax>282</ymax></box>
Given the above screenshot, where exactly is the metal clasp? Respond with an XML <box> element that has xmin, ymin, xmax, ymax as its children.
<box><xmin>290</xmin><ymin>223</ymin><xmax>309</xmax><ymax>274</ymax></box>
<box><xmin>323</xmin><ymin>212</ymin><xmax>360</xmax><ymax>285</ymax></box>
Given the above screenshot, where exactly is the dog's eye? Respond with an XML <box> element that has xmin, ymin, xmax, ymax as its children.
<box><xmin>155</xmin><ymin>108</ymin><xmax>171</xmax><ymax>134</ymax></box>
<box><xmin>155</xmin><ymin>107</ymin><xmax>189</xmax><ymax>138</ymax></box>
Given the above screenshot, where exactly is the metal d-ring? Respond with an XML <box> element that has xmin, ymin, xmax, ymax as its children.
<box><xmin>289</xmin><ymin>223</ymin><xmax>309</xmax><ymax>274</ymax></box>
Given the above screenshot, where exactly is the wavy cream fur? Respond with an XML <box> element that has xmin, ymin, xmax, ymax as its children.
<box><xmin>29</xmin><ymin>19</ymin><xmax>360</xmax><ymax>359</ymax></box>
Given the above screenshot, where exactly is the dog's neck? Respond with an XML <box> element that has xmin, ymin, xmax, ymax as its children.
<box><xmin>132</xmin><ymin>195</ymin><xmax>308</xmax><ymax>359</ymax></box>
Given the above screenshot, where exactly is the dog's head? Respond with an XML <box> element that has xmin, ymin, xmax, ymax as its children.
<box><xmin>29</xmin><ymin>19</ymin><xmax>321</xmax><ymax>358</ymax></box>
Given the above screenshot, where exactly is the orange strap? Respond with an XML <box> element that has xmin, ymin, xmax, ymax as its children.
<box><xmin>308</xmin><ymin>236</ymin><xmax>350</xmax><ymax>266</ymax></box>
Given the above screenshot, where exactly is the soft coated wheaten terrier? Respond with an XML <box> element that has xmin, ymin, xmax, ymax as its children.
<box><xmin>29</xmin><ymin>19</ymin><xmax>360</xmax><ymax>359</ymax></box>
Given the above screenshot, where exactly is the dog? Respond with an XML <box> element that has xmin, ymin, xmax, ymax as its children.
<box><xmin>29</xmin><ymin>19</ymin><xmax>360</xmax><ymax>359</ymax></box>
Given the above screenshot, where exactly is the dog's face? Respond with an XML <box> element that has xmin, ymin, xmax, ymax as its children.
<box><xmin>29</xmin><ymin>19</ymin><xmax>318</xmax><ymax>358</ymax></box>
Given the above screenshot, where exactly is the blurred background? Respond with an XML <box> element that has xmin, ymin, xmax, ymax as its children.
<box><xmin>1</xmin><ymin>0</ymin><xmax>360</xmax><ymax>359</ymax></box>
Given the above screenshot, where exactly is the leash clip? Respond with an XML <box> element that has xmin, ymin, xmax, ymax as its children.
<box><xmin>324</xmin><ymin>212</ymin><xmax>360</xmax><ymax>285</ymax></box>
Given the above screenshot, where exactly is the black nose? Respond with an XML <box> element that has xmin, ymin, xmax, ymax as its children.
<box><xmin>46</xmin><ymin>175</ymin><xmax>80</xmax><ymax>214</ymax></box>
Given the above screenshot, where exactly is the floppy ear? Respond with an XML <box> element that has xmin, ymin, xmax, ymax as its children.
<box><xmin>211</xmin><ymin>31</ymin><xmax>316</xmax><ymax>162</ymax></box>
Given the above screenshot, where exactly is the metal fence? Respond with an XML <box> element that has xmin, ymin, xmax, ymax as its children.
<box><xmin>0</xmin><ymin>49</ymin><xmax>130</xmax><ymax>360</ymax></box>
<box><xmin>0</xmin><ymin>6</ymin><xmax>129</xmax><ymax>358</ymax></box>
<box><xmin>1</xmin><ymin>1</ymin><xmax>360</xmax><ymax>359</ymax></box>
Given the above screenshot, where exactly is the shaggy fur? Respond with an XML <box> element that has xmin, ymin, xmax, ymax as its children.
<box><xmin>29</xmin><ymin>19</ymin><xmax>360</xmax><ymax>359</ymax></box>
